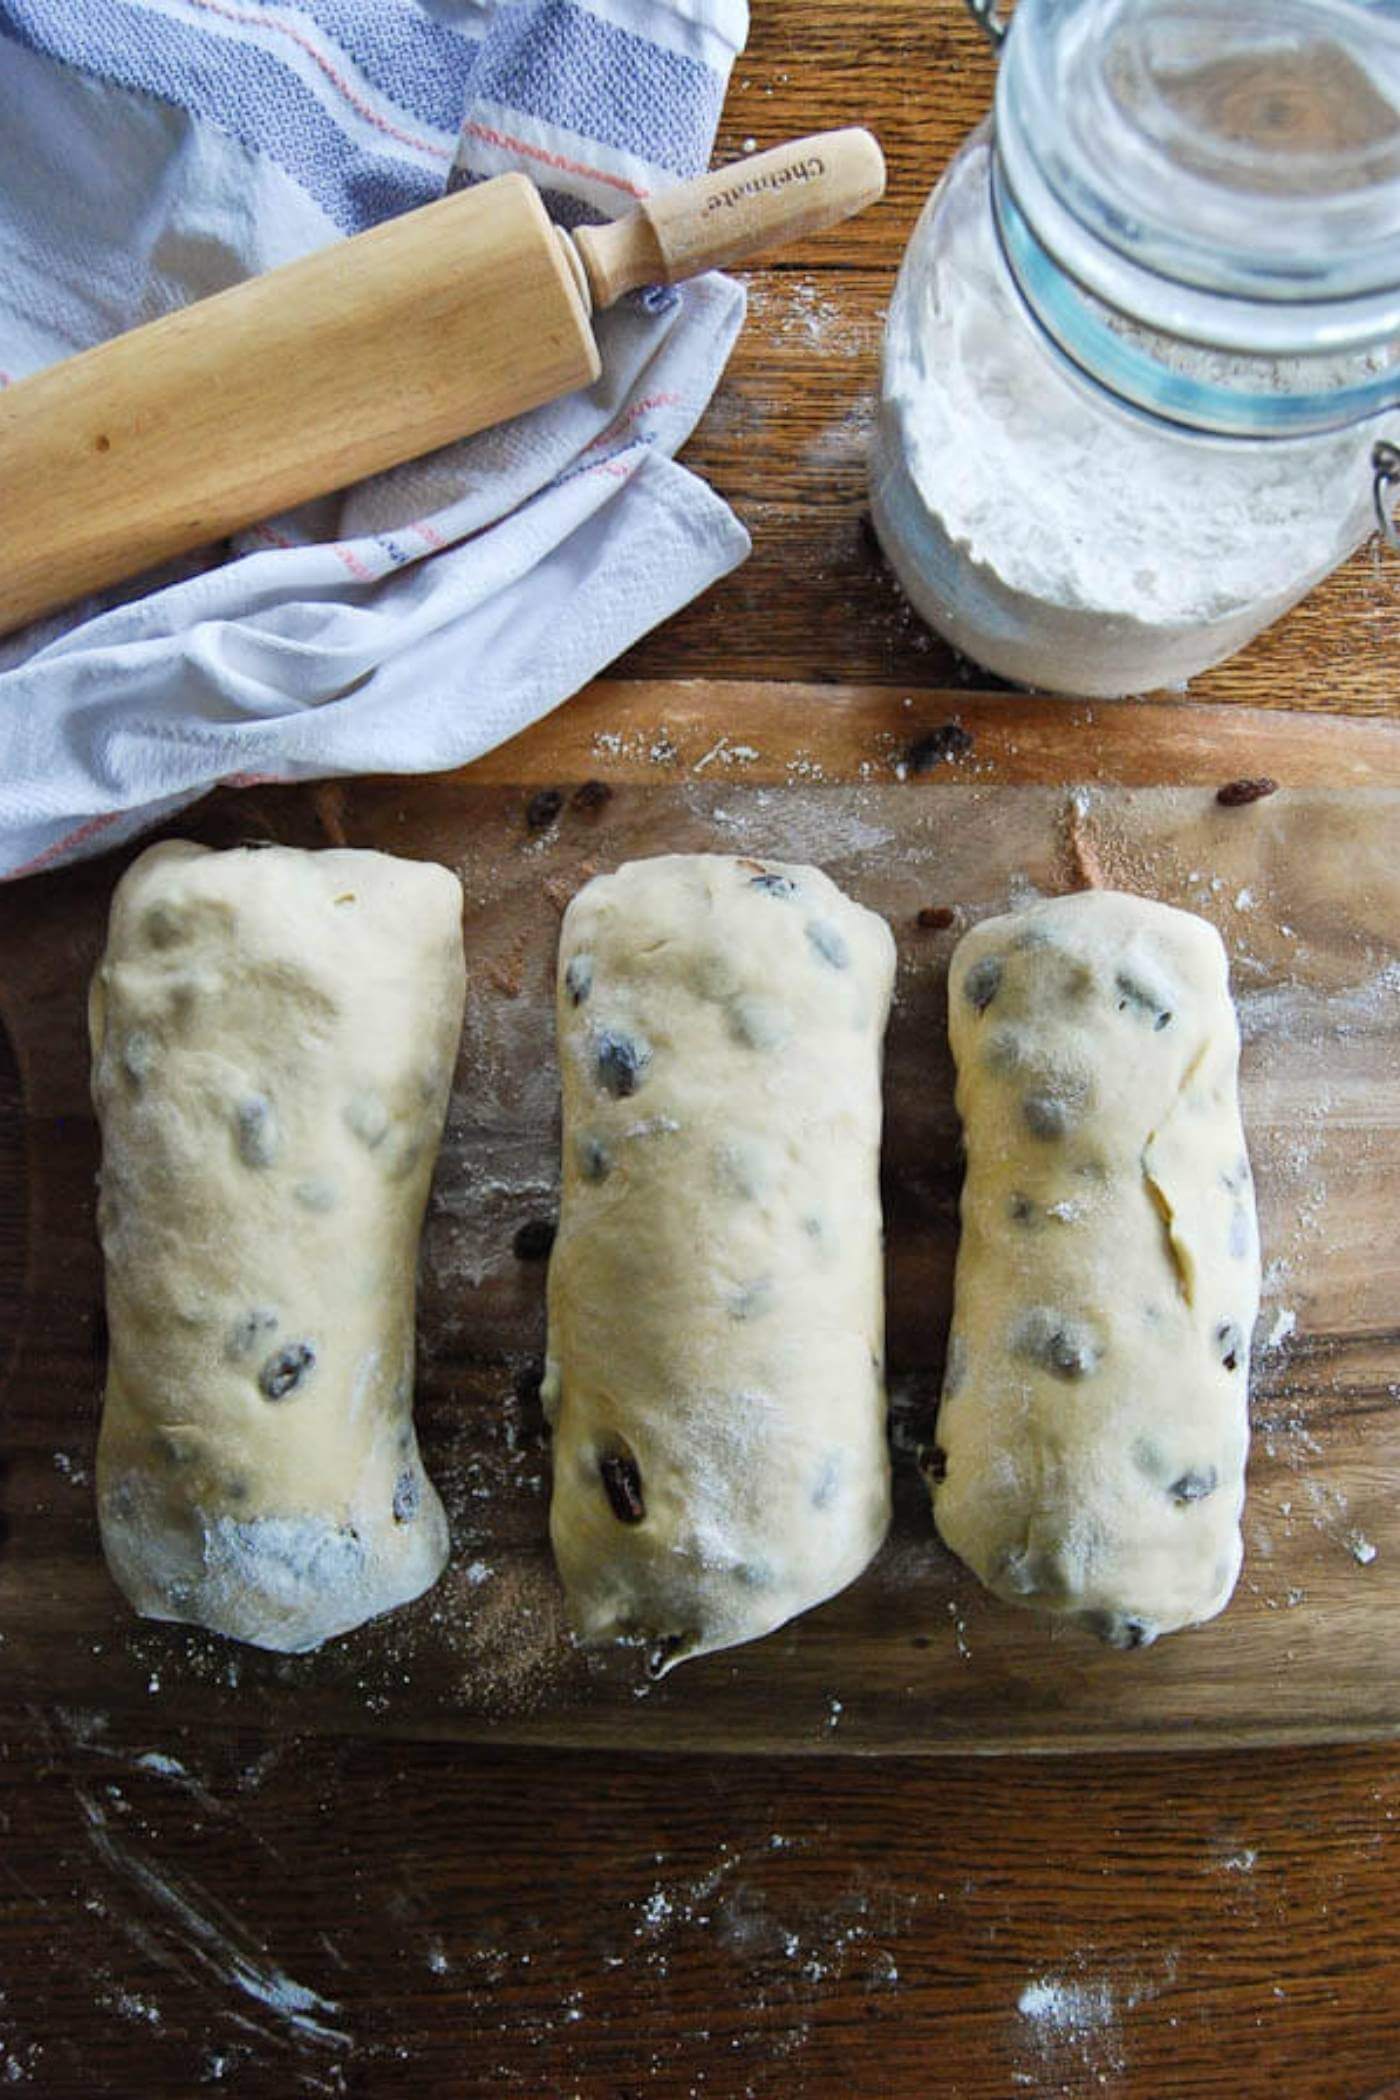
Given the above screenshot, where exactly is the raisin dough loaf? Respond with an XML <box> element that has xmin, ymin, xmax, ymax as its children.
<box><xmin>91</xmin><ymin>841</ymin><xmax>465</xmax><ymax>1653</ymax></box>
<box><xmin>544</xmin><ymin>854</ymin><xmax>896</xmax><ymax>1673</ymax></box>
<box><xmin>934</xmin><ymin>889</ymin><xmax>1259</xmax><ymax>1649</ymax></box>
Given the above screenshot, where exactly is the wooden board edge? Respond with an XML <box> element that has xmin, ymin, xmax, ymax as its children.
<box><xmin>452</xmin><ymin>681</ymin><xmax>1400</xmax><ymax>787</ymax></box>
<box><xmin>2</xmin><ymin>1692</ymin><xmax>1396</xmax><ymax>1761</ymax></box>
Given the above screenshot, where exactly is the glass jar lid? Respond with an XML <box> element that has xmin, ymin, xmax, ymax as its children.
<box><xmin>993</xmin><ymin>0</ymin><xmax>1400</xmax><ymax>433</ymax></box>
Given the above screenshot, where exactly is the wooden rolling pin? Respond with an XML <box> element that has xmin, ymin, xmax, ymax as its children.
<box><xmin>0</xmin><ymin>130</ymin><xmax>883</xmax><ymax>637</ymax></box>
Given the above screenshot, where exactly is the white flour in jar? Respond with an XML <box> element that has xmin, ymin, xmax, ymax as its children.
<box><xmin>871</xmin><ymin>137</ymin><xmax>1386</xmax><ymax>697</ymax></box>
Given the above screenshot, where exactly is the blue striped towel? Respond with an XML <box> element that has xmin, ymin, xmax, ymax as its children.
<box><xmin>0</xmin><ymin>0</ymin><xmax>752</xmax><ymax>877</ymax></box>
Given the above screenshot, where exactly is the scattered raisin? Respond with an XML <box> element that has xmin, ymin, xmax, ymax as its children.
<box><xmin>513</xmin><ymin>1358</ymin><xmax>545</xmax><ymax>1407</ymax></box>
<box><xmin>727</xmin><ymin>996</ymin><xmax>791</xmax><ymax>1051</ymax></box>
<box><xmin>226</xmin><ymin>1307</ymin><xmax>278</xmax><ymax>1362</ymax></box>
<box><xmin>1115</xmin><ymin>971</ymin><xmax>1173</xmax><ymax>1031</ymax></box>
<box><xmin>1082</xmin><ymin>1610</ymin><xmax>1157</xmax><ymax>1651</ymax></box>
<box><xmin>1015</xmin><ymin>1307</ymin><xmax>1102</xmax><ymax>1380</ymax></box>
<box><xmin>345</xmin><ymin>1089</ymin><xmax>390</xmax><ymax>1149</ymax></box>
<box><xmin>728</xmin><ymin>1278</ymin><xmax>774</xmax><ymax>1322</ymax></box>
<box><xmin>1216</xmin><ymin>777</ymin><xmax>1278</xmax><ymax>807</ymax></box>
<box><xmin>513</xmin><ymin>1217</ymin><xmax>556</xmax><ymax>1261</ymax></box>
<box><xmin>811</xmin><ymin>1452</ymin><xmax>844</xmax><ymax>1508</ymax></box>
<box><xmin>570</xmin><ymin>779</ymin><xmax>612</xmax><ymax>813</ymax></box>
<box><xmin>234</xmin><ymin>1094</ymin><xmax>278</xmax><ymax>1168</ymax></box>
<box><xmin>916</xmin><ymin>906</ymin><xmax>956</xmax><ymax>930</ymax></box>
<box><xmin>294</xmin><ymin>1178</ymin><xmax>338</xmax><ymax>1213</ymax></box>
<box><xmin>600</xmin><ymin>1449</ymin><xmax>645</xmax><ymax>1524</ymax></box>
<box><xmin>1023</xmin><ymin>1092</ymin><xmax>1070</xmax><ymax>1139</ymax></box>
<box><xmin>595</xmin><ymin>1029</ymin><xmax>651</xmax><ymax>1098</ymax></box>
<box><xmin>392</xmin><ymin>1470</ymin><xmax>421</xmax><ymax>1523</ymax></box>
<box><xmin>565</xmin><ymin>953</ymin><xmax>594</xmax><ymax>1005</ymax></box>
<box><xmin>121</xmin><ymin>1031</ymin><xmax>156</xmax><ymax>1087</ymax></box>
<box><xmin>964</xmin><ymin>956</ymin><xmax>1002</xmax><ymax>1012</ymax></box>
<box><xmin>805</xmin><ymin>920</ymin><xmax>850</xmax><ymax>970</ymax></box>
<box><xmin>646</xmin><ymin>1634</ymin><xmax>685</xmax><ymax>1679</ymax></box>
<box><xmin>907</xmin><ymin>723</ymin><xmax>974</xmax><ymax>773</ymax></box>
<box><xmin>526</xmin><ymin>787</ymin><xmax>564</xmax><ymax>831</ymax></box>
<box><xmin>259</xmin><ymin>1341</ymin><xmax>316</xmax><ymax>1400</ymax></box>
<box><xmin>577</xmin><ymin>1134</ymin><xmax>612</xmax><ymax>1182</ymax></box>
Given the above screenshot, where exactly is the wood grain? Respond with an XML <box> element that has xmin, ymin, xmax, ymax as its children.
<box><xmin>0</xmin><ymin>1719</ymin><xmax>1396</xmax><ymax>2098</ymax></box>
<box><xmin>3</xmin><ymin>735</ymin><xmax>1396</xmax><ymax>1757</ymax></box>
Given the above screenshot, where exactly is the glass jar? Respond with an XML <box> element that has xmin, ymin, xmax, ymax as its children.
<box><xmin>870</xmin><ymin>0</ymin><xmax>1400</xmax><ymax>697</ymax></box>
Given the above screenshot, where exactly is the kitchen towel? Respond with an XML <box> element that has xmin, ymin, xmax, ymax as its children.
<box><xmin>0</xmin><ymin>0</ymin><xmax>752</xmax><ymax>878</ymax></box>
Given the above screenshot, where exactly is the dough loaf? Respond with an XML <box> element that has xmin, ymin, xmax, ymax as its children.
<box><xmin>91</xmin><ymin>841</ymin><xmax>465</xmax><ymax>1653</ymax></box>
<box><xmin>544</xmin><ymin>854</ymin><xmax>896</xmax><ymax>1672</ymax></box>
<box><xmin>934</xmin><ymin>890</ymin><xmax>1258</xmax><ymax>1648</ymax></box>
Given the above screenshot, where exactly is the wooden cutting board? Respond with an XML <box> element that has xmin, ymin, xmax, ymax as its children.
<box><xmin>2</xmin><ymin>683</ymin><xmax>1398</xmax><ymax>1755</ymax></box>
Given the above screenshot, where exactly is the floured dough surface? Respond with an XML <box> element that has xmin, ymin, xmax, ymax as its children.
<box><xmin>544</xmin><ymin>853</ymin><xmax>896</xmax><ymax>1672</ymax></box>
<box><xmin>91</xmin><ymin>841</ymin><xmax>465</xmax><ymax>1652</ymax></box>
<box><xmin>934</xmin><ymin>889</ymin><xmax>1259</xmax><ymax>1648</ymax></box>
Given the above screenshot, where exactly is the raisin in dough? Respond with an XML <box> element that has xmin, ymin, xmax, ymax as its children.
<box><xmin>934</xmin><ymin>890</ymin><xmax>1259</xmax><ymax>1649</ymax></box>
<box><xmin>91</xmin><ymin>841</ymin><xmax>465</xmax><ymax>1653</ymax></box>
<box><xmin>543</xmin><ymin>854</ymin><xmax>896</xmax><ymax>1672</ymax></box>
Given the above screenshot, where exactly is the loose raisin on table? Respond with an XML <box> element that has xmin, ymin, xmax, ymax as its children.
<box><xmin>513</xmin><ymin>1217</ymin><xmax>557</xmax><ymax>1261</ymax></box>
<box><xmin>526</xmin><ymin>787</ymin><xmax>564</xmax><ymax>831</ymax></box>
<box><xmin>916</xmin><ymin>905</ymin><xmax>956</xmax><ymax>930</ymax></box>
<box><xmin>1216</xmin><ymin>777</ymin><xmax>1278</xmax><ymax>807</ymax></box>
<box><xmin>907</xmin><ymin>723</ymin><xmax>974</xmax><ymax>772</ymax></box>
<box><xmin>570</xmin><ymin>779</ymin><xmax>612</xmax><ymax>813</ymax></box>
<box><xmin>259</xmin><ymin>1341</ymin><xmax>316</xmax><ymax>1400</ymax></box>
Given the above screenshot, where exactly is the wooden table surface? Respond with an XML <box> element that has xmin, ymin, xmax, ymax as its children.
<box><xmin>2</xmin><ymin>4</ymin><xmax>1399</xmax><ymax>2095</ymax></box>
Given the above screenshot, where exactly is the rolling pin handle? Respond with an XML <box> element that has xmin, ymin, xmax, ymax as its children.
<box><xmin>570</xmin><ymin>128</ymin><xmax>885</xmax><ymax>309</ymax></box>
